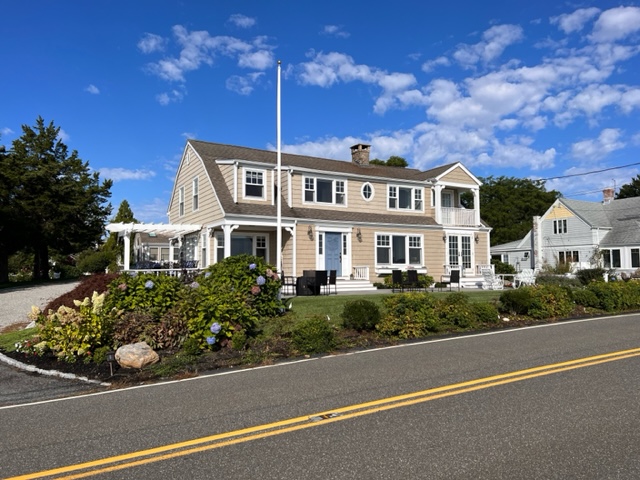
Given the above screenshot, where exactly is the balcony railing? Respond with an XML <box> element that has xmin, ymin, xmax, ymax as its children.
<box><xmin>441</xmin><ymin>207</ymin><xmax>476</xmax><ymax>226</ymax></box>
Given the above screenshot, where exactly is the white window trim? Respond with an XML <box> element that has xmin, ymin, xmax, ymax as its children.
<box><xmin>361</xmin><ymin>182</ymin><xmax>375</xmax><ymax>202</ymax></box>
<box><xmin>302</xmin><ymin>175</ymin><xmax>347</xmax><ymax>206</ymax></box>
<box><xmin>192</xmin><ymin>177</ymin><xmax>199</xmax><ymax>212</ymax></box>
<box><xmin>243</xmin><ymin>167</ymin><xmax>266</xmax><ymax>200</ymax></box>
<box><xmin>374</xmin><ymin>232</ymin><xmax>425</xmax><ymax>269</ymax></box>
<box><xmin>387</xmin><ymin>184</ymin><xmax>425</xmax><ymax>212</ymax></box>
<box><xmin>179</xmin><ymin>186</ymin><xmax>185</xmax><ymax>217</ymax></box>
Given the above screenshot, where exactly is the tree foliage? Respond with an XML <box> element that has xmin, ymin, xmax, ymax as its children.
<box><xmin>369</xmin><ymin>155</ymin><xmax>408</xmax><ymax>167</ymax></box>
<box><xmin>616</xmin><ymin>174</ymin><xmax>640</xmax><ymax>199</ymax></box>
<box><xmin>102</xmin><ymin>199</ymin><xmax>137</xmax><ymax>263</ymax></box>
<box><xmin>0</xmin><ymin>117</ymin><xmax>112</xmax><ymax>281</ymax></box>
<box><xmin>462</xmin><ymin>176</ymin><xmax>560</xmax><ymax>246</ymax></box>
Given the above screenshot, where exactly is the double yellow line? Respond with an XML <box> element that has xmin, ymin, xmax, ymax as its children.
<box><xmin>8</xmin><ymin>347</ymin><xmax>640</xmax><ymax>480</ymax></box>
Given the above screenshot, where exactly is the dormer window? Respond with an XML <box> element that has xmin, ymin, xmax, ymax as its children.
<box><xmin>244</xmin><ymin>168</ymin><xmax>265</xmax><ymax>199</ymax></box>
<box><xmin>388</xmin><ymin>185</ymin><xmax>423</xmax><ymax>211</ymax></box>
<box><xmin>304</xmin><ymin>176</ymin><xmax>346</xmax><ymax>205</ymax></box>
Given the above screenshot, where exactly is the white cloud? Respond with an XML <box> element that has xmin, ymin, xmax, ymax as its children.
<box><xmin>1</xmin><ymin>127</ymin><xmax>14</xmax><ymax>137</ymax></box>
<box><xmin>226</xmin><ymin>72</ymin><xmax>265</xmax><ymax>95</ymax></box>
<box><xmin>84</xmin><ymin>84</ymin><xmax>100</xmax><ymax>95</ymax></box>
<box><xmin>550</xmin><ymin>7</ymin><xmax>600</xmax><ymax>34</ymax></box>
<box><xmin>133</xmin><ymin>197</ymin><xmax>170</xmax><ymax>223</ymax></box>
<box><xmin>321</xmin><ymin>25</ymin><xmax>350</xmax><ymax>38</ymax></box>
<box><xmin>99</xmin><ymin>168</ymin><xmax>157</xmax><ymax>182</ymax></box>
<box><xmin>228</xmin><ymin>14</ymin><xmax>256</xmax><ymax>29</ymax></box>
<box><xmin>453</xmin><ymin>24</ymin><xmax>524</xmax><ymax>67</ymax></box>
<box><xmin>57</xmin><ymin>129</ymin><xmax>70</xmax><ymax>142</ymax></box>
<box><xmin>421</xmin><ymin>56</ymin><xmax>450</xmax><ymax>72</ymax></box>
<box><xmin>156</xmin><ymin>89</ymin><xmax>185</xmax><ymax>106</ymax></box>
<box><xmin>137</xmin><ymin>33</ymin><xmax>167</xmax><ymax>54</ymax></box>
<box><xmin>571</xmin><ymin>128</ymin><xmax>625</xmax><ymax>161</ymax></box>
<box><xmin>590</xmin><ymin>6</ymin><xmax>640</xmax><ymax>43</ymax></box>
<box><xmin>238</xmin><ymin>50</ymin><xmax>274</xmax><ymax>70</ymax></box>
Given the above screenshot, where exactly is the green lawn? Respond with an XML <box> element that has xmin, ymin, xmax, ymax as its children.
<box><xmin>283</xmin><ymin>289</ymin><xmax>502</xmax><ymax>323</ymax></box>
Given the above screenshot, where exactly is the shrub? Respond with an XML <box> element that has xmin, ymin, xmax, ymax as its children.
<box><xmin>33</xmin><ymin>292</ymin><xmax>112</xmax><ymax>363</ymax></box>
<box><xmin>535</xmin><ymin>273</ymin><xmax>581</xmax><ymax>288</ymax></box>
<box><xmin>76</xmin><ymin>250</ymin><xmax>116</xmax><ymax>274</ymax></box>
<box><xmin>382</xmin><ymin>272</ymin><xmax>434</xmax><ymax>289</ymax></box>
<box><xmin>473</xmin><ymin>302</ymin><xmax>500</xmax><ymax>324</ymax></box>
<box><xmin>179</xmin><ymin>255</ymin><xmax>283</xmax><ymax>351</ymax></box>
<box><xmin>377</xmin><ymin>293</ymin><xmax>439</xmax><ymax>338</ymax></box>
<box><xmin>527</xmin><ymin>285</ymin><xmax>574</xmax><ymax>319</ymax></box>
<box><xmin>570</xmin><ymin>288</ymin><xmax>601</xmax><ymax>308</ymax></box>
<box><xmin>291</xmin><ymin>315</ymin><xmax>336</xmax><ymax>354</ymax></box>
<box><xmin>341</xmin><ymin>299</ymin><xmax>381</xmax><ymax>331</ymax></box>
<box><xmin>575</xmin><ymin>268</ymin><xmax>607</xmax><ymax>286</ymax></box>
<box><xmin>585</xmin><ymin>282</ymin><xmax>624</xmax><ymax>311</ymax></box>
<box><xmin>492</xmin><ymin>260</ymin><xmax>515</xmax><ymax>275</ymax></box>
<box><xmin>437</xmin><ymin>292</ymin><xmax>476</xmax><ymax>329</ymax></box>
<box><xmin>111</xmin><ymin>308</ymin><xmax>189</xmax><ymax>350</ymax></box>
<box><xmin>499</xmin><ymin>288</ymin><xmax>535</xmax><ymax>315</ymax></box>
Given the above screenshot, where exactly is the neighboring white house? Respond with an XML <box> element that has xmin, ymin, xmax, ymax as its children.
<box><xmin>491</xmin><ymin>188</ymin><xmax>640</xmax><ymax>275</ymax></box>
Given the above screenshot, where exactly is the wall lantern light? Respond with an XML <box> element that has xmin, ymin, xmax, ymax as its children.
<box><xmin>307</xmin><ymin>225</ymin><xmax>314</xmax><ymax>240</ymax></box>
<box><xmin>474</xmin><ymin>234</ymin><xmax>479</xmax><ymax>244</ymax></box>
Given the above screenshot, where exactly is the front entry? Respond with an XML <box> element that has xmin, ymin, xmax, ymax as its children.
<box><xmin>325</xmin><ymin>232</ymin><xmax>342</xmax><ymax>275</ymax></box>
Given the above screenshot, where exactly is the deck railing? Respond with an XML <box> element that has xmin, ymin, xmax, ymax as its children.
<box><xmin>352</xmin><ymin>265</ymin><xmax>369</xmax><ymax>280</ymax></box>
<box><xmin>441</xmin><ymin>207</ymin><xmax>476</xmax><ymax>226</ymax></box>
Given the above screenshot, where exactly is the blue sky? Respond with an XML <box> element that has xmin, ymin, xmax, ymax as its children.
<box><xmin>2</xmin><ymin>1</ymin><xmax>640</xmax><ymax>223</ymax></box>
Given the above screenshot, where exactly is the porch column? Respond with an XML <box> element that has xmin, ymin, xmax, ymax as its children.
<box><xmin>222</xmin><ymin>224</ymin><xmax>239</xmax><ymax>258</ymax></box>
<box><xmin>122</xmin><ymin>229</ymin><xmax>132</xmax><ymax>270</ymax></box>
<box><xmin>434</xmin><ymin>184</ymin><xmax>443</xmax><ymax>224</ymax></box>
<box><xmin>285</xmin><ymin>226</ymin><xmax>296</xmax><ymax>276</ymax></box>
<box><xmin>206</xmin><ymin>228</ymin><xmax>214</xmax><ymax>267</ymax></box>
<box><xmin>472</xmin><ymin>188</ymin><xmax>481</xmax><ymax>226</ymax></box>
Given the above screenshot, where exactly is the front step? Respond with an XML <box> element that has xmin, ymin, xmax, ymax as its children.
<box><xmin>334</xmin><ymin>279</ymin><xmax>378</xmax><ymax>294</ymax></box>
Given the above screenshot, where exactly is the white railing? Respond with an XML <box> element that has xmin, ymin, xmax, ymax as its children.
<box><xmin>475</xmin><ymin>264</ymin><xmax>494</xmax><ymax>275</ymax></box>
<box><xmin>441</xmin><ymin>207</ymin><xmax>476</xmax><ymax>226</ymax></box>
<box><xmin>352</xmin><ymin>265</ymin><xmax>369</xmax><ymax>280</ymax></box>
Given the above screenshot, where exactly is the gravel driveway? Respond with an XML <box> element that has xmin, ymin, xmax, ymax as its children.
<box><xmin>0</xmin><ymin>280</ymin><xmax>80</xmax><ymax>331</ymax></box>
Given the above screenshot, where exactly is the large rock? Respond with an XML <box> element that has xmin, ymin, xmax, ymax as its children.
<box><xmin>115</xmin><ymin>342</ymin><xmax>159</xmax><ymax>369</ymax></box>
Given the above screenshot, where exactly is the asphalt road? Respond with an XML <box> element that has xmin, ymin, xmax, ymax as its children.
<box><xmin>1</xmin><ymin>313</ymin><xmax>639</xmax><ymax>479</ymax></box>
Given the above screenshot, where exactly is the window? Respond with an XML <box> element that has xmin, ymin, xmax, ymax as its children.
<box><xmin>303</xmin><ymin>177</ymin><xmax>346</xmax><ymax>205</ymax></box>
<box><xmin>388</xmin><ymin>185</ymin><xmax>423</xmax><ymax>211</ymax></box>
<box><xmin>362</xmin><ymin>183</ymin><xmax>374</xmax><ymax>201</ymax></box>
<box><xmin>553</xmin><ymin>219</ymin><xmax>567</xmax><ymax>234</ymax></box>
<box><xmin>179</xmin><ymin>186</ymin><xmax>185</xmax><ymax>216</ymax></box>
<box><xmin>244</xmin><ymin>169</ymin><xmax>265</xmax><ymax>199</ymax></box>
<box><xmin>161</xmin><ymin>248</ymin><xmax>170</xmax><ymax>262</ymax></box>
<box><xmin>448</xmin><ymin>235</ymin><xmax>471</xmax><ymax>268</ymax></box>
<box><xmin>558</xmin><ymin>251</ymin><xmax>579</xmax><ymax>264</ymax></box>
<box><xmin>216</xmin><ymin>234</ymin><xmax>225</xmax><ymax>262</ymax></box>
<box><xmin>602</xmin><ymin>249</ymin><xmax>621</xmax><ymax>268</ymax></box>
<box><xmin>256</xmin><ymin>236</ymin><xmax>267</xmax><ymax>259</ymax></box>
<box><xmin>192</xmin><ymin>177</ymin><xmax>199</xmax><ymax>211</ymax></box>
<box><xmin>632</xmin><ymin>249</ymin><xmax>640</xmax><ymax>268</ymax></box>
<box><xmin>227</xmin><ymin>234</ymin><xmax>269</xmax><ymax>260</ymax></box>
<box><xmin>376</xmin><ymin>234</ymin><xmax>423</xmax><ymax>265</ymax></box>
<box><xmin>201</xmin><ymin>232</ymin><xmax>207</xmax><ymax>267</ymax></box>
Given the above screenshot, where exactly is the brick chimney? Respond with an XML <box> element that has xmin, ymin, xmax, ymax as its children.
<box><xmin>602</xmin><ymin>187</ymin><xmax>614</xmax><ymax>204</ymax></box>
<box><xmin>350</xmin><ymin>144</ymin><xmax>371</xmax><ymax>166</ymax></box>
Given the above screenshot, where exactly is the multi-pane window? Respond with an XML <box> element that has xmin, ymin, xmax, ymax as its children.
<box><xmin>558</xmin><ymin>251</ymin><xmax>579</xmax><ymax>264</ymax></box>
<box><xmin>161</xmin><ymin>248</ymin><xmax>170</xmax><ymax>262</ymax></box>
<box><xmin>553</xmin><ymin>219</ymin><xmax>567</xmax><ymax>234</ymax></box>
<box><xmin>376</xmin><ymin>234</ymin><xmax>424</xmax><ymax>265</ymax></box>
<box><xmin>304</xmin><ymin>177</ymin><xmax>346</xmax><ymax>205</ymax></box>
<box><xmin>632</xmin><ymin>248</ymin><xmax>640</xmax><ymax>268</ymax></box>
<box><xmin>179</xmin><ymin>186</ymin><xmax>185</xmax><ymax>216</ymax></box>
<box><xmin>388</xmin><ymin>185</ymin><xmax>423</xmax><ymax>211</ymax></box>
<box><xmin>245</xmin><ymin>169</ymin><xmax>264</xmax><ymax>198</ymax></box>
<box><xmin>201</xmin><ymin>232</ymin><xmax>207</xmax><ymax>267</ymax></box>
<box><xmin>448</xmin><ymin>236</ymin><xmax>472</xmax><ymax>268</ymax></box>
<box><xmin>192</xmin><ymin>177</ymin><xmax>199</xmax><ymax>211</ymax></box>
<box><xmin>256</xmin><ymin>236</ymin><xmax>267</xmax><ymax>259</ymax></box>
<box><xmin>216</xmin><ymin>234</ymin><xmax>225</xmax><ymax>262</ymax></box>
<box><xmin>602</xmin><ymin>249</ymin><xmax>621</xmax><ymax>268</ymax></box>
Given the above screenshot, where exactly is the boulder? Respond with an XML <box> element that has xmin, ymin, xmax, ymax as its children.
<box><xmin>115</xmin><ymin>342</ymin><xmax>159</xmax><ymax>369</ymax></box>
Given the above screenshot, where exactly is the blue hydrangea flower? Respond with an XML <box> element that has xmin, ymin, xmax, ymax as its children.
<box><xmin>205</xmin><ymin>272</ymin><xmax>211</xmax><ymax>278</ymax></box>
<box><xmin>190</xmin><ymin>281</ymin><xmax>200</xmax><ymax>288</ymax></box>
<box><xmin>249</xmin><ymin>263</ymin><xmax>256</xmax><ymax>270</ymax></box>
<box><xmin>144</xmin><ymin>280</ymin><xmax>154</xmax><ymax>289</ymax></box>
<box><xmin>206</xmin><ymin>336</ymin><xmax>216</xmax><ymax>345</ymax></box>
<box><xmin>256</xmin><ymin>275</ymin><xmax>266</xmax><ymax>286</ymax></box>
<box><xmin>210</xmin><ymin>322</ymin><xmax>221</xmax><ymax>334</ymax></box>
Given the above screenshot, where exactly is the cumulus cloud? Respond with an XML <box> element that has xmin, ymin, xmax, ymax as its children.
<box><xmin>571</xmin><ymin>128</ymin><xmax>625</xmax><ymax>161</ymax></box>
<box><xmin>422</xmin><ymin>56</ymin><xmax>450</xmax><ymax>72</ymax></box>
<box><xmin>550</xmin><ymin>7</ymin><xmax>600</xmax><ymax>34</ymax></box>
<box><xmin>321</xmin><ymin>25</ymin><xmax>350</xmax><ymax>38</ymax></box>
<box><xmin>228</xmin><ymin>14</ymin><xmax>256</xmax><ymax>29</ymax></box>
<box><xmin>590</xmin><ymin>6</ymin><xmax>640</xmax><ymax>43</ymax></box>
<box><xmin>132</xmin><ymin>197</ymin><xmax>170</xmax><ymax>223</ymax></box>
<box><xmin>1</xmin><ymin>127</ymin><xmax>14</xmax><ymax>137</ymax></box>
<box><xmin>84</xmin><ymin>84</ymin><xmax>100</xmax><ymax>94</ymax></box>
<box><xmin>138</xmin><ymin>33</ymin><xmax>167</xmax><ymax>54</ymax></box>
<box><xmin>99</xmin><ymin>168</ymin><xmax>157</xmax><ymax>182</ymax></box>
<box><xmin>226</xmin><ymin>72</ymin><xmax>265</xmax><ymax>95</ymax></box>
<box><xmin>156</xmin><ymin>89</ymin><xmax>185</xmax><ymax>106</ymax></box>
<box><xmin>453</xmin><ymin>24</ymin><xmax>524</xmax><ymax>67</ymax></box>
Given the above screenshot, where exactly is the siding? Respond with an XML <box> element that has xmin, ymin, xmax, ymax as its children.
<box><xmin>441</xmin><ymin>167</ymin><xmax>474</xmax><ymax>184</ymax></box>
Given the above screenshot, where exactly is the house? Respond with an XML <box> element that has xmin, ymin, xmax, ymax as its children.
<box><xmin>491</xmin><ymin>188</ymin><xmax>640</xmax><ymax>276</ymax></box>
<box><xmin>156</xmin><ymin>140</ymin><xmax>492</xmax><ymax>289</ymax></box>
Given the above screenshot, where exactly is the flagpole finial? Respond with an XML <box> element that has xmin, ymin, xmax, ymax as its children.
<box><xmin>278</xmin><ymin>60</ymin><xmax>281</xmax><ymax>65</ymax></box>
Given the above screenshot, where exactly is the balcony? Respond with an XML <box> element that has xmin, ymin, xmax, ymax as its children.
<box><xmin>440</xmin><ymin>207</ymin><xmax>476</xmax><ymax>226</ymax></box>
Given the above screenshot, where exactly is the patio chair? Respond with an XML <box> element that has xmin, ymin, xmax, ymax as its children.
<box><xmin>449</xmin><ymin>269</ymin><xmax>461</xmax><ymax>291</ymax></box>
<box><xmin>328</xmin><ymin>270</ymin><xmax>337</xmax><ymax>294</ymax></box>
<box><xmin>481</xmin><ymin>268</ymin><xmax>504</xmax><ymax>290</ymax></box>
<box><xmin>406</xmin><ymin>269</ymin><xmax>420</xmax><ymax>291</ymax></box>
<box><xmin>315</xmin><ymin>270</ymin><xmax>328</xmax><ymax>295</ymax></box>
<box><xmin>280</xmin><ymin>272</ymin><xmax>297</xmax><ymax>296</ymax></box>
<box><xmin>515</xmin><ymin>268</ymin><xmax>536</xmax><ymax>288</ymax></box>
<box><xmin>391</xmin><ymin>269</ymin><xmax>404</xmax><ymax>293</ymax></box>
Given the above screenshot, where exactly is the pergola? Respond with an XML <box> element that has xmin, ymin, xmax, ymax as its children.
<box><xmin>106</xmin><ymin>222</ymin><xmax>202</xmax><ymax>270</ymax></box>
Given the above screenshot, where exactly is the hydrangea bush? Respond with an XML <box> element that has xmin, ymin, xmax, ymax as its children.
<box><xmin>180</xmin><ymin>254</ymin><xmax>284</xmax><ymax>350</ymax></box>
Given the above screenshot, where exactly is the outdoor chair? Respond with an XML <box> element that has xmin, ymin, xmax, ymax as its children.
<box><xmin>406</xmin><ymin>269</ymin><xmax>420</xmax><ymax>291</ymax></box>
<box><xmin>316</xmin><ymin>270</ymin><xmax>329</xmax><ymax>295</ymax></box>
<box><xmin>280</xmin><ymin>272</ymin><xmax>297</xmax><ymax>296</ymax></box>
<box><xmin>481</xmin><ymin>268</ymin><xmax>504</xmax><ymax>290</ymax></box>
<box><xmin>449</xmin><ymin>269</ymin><xmax>461</xmax><ymax>291</ymax></box>
<box><xmin>515</xmin><ymin>268</ymin><xmax>536</xmax><ymax>288</ymax></box>
<box><xmin>328</xmin><ymin>269</ymin><xmax>337</xmax><ymax>294</ymax></box>
<box><xmin>391</xmin><ymin>269</ymin><xmax>404</xmax><ymax>293</ymax></box>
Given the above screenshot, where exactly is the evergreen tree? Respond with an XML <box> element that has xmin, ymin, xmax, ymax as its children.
<box><xmin>102</xmin><ymin>199</ymin><xmax>138</xmax><ymax>265</ymax></box>
<box><xmin>616</xmin><ymin>175</ymin><xmax>640</xmax><ymax>199</ymax></box>
<box><xmin>2</xmin><ymin>117</ymin><xmax>112</xmax><ymax>280</ymax></box>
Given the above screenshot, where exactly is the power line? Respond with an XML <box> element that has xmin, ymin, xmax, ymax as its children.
<box><xmin>538</xmin><ymin>161</ymin><xmax>640</xmax><ymax>181</ymax></box>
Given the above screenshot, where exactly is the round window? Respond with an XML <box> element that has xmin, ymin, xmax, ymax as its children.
<box><xmin>361</xmin><ymin>183</ymin><xmax>374</xmax><ymax>201</ymax></box>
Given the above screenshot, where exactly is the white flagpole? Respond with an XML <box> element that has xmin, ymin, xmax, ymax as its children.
<box><xmin>276</xmin><ymin>60</ymin><xmax>282</xmax><ymax>275</ymax></box>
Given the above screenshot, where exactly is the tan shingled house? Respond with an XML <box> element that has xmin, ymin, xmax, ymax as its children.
<box><xmin>163</xmin><ymin>140</ymin><xmax>492</xmax><ymax>289</ymax></box>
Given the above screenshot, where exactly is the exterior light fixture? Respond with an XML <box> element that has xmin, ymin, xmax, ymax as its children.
<box><xmin>474</xmin><ymin>234</ymin><xmax>479</xmax><ymax>243</ymax></box>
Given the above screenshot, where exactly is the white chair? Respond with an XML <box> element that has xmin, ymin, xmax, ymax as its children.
<box><xmin>481</xmin><ymin>268</ymin><xmax>504</xmax><ymax>290</ymax></box>
<box><xmin>515</xmin><ymin>268</ymin><xmax>536</xmax><ymax>288</ymax></box>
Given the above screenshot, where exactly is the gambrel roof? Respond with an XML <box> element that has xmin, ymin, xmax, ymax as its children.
<box><xmin>185</xmin><ymin>140</ymin><xmax>481</xmax><ymax>228</ymax></box>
